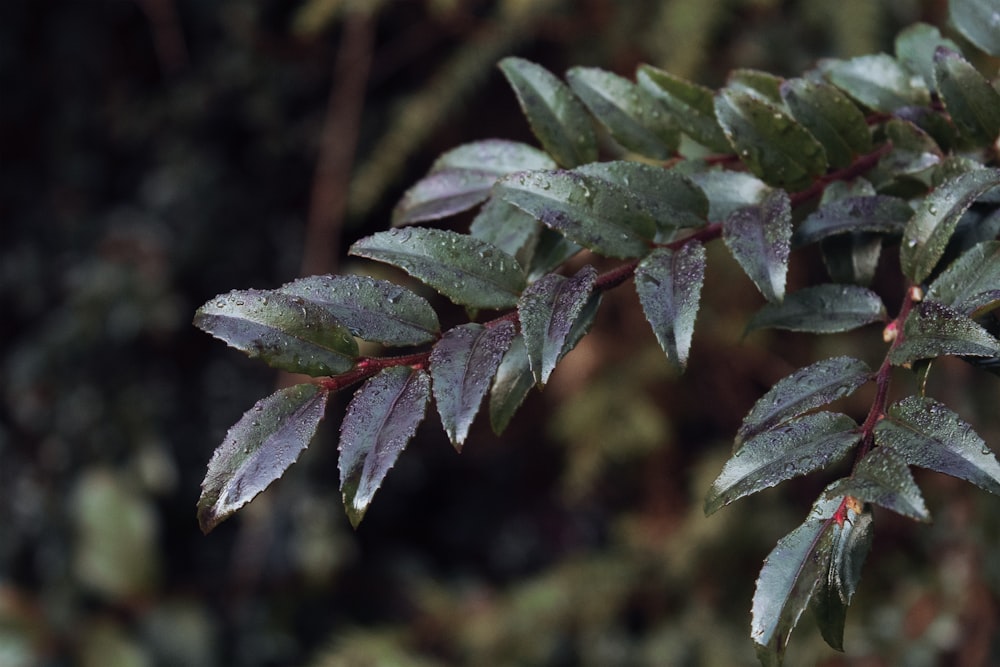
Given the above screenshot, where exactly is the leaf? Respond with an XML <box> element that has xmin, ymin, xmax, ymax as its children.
<box><xmin>727</xmin><ymin>68</ymin><xmax>785</xmax><ymax>105</ymax></box>
<box><xmin>780</xmin><ymin>78</ymin><xmax>872</xmax><ymax>168</ymax></box>
<box><xmin>820</xmin><ymin>232</ymin><xmax>883</xmax><ymax>287</ymax></box>
<box><xmin>949</xmin><ymin>0</ymin><xmax>1000</xmax><ymax>57</ymax></box>
<box><xmin>489</xmin><ymin>334</ymin><xmax>534</xmax><ymax>435</ymax></box>
<box><xmin>198</xmin><ymin>384</ymin><xmax>329</xmax><ymax>533</ymax></box>
<box><xmin>526</xmin><ymin>227</ymin><xmax>583</xmax><ymax>281</ymax></box>
<box><xmin>824</xmin><ymin>447</ymin><xmax>929</xmax><ymax>521</ymax></box>
<box><xmin>349</xmin><ymin>228</ymin><xmax>526</xmax><ymax>310</ymax></box>
<box><xmin>339</xmin><ymin>367</ymin><xmax>430</xmax><ymax>527</ymax></box>
<box><xmin>900</xmin><ymin>168</ymin><xmax>1000</xmax><ymax>284</ymax></box>
<box><xmin>926</xmin><ymin>241</ymin><xmax>1000</xmax><ymax>315</ymax></box>
<box><xmin>705</xmin><ymin>412</ymin><xmax>861</xmax><ymax>515</ymax></box>
<box><xmin>518</xmin><ymin>265</ymin><xmax>597</xmax><ymax>385</ymax></box>
<box><xmin>636</xmin><ymin>65</ymin><xmax>731</xmax><ymax>152</ymax></box>
<box><xmin>713</xmin><ymin>88</ymin><xmax>828</xmax><ymax>192</ymax></box>
<box><xmin>194</xmin><ymin>290</ymin><xmax>358</xmax><ymax>376</ymax></box>
<box><xmin>736</xmin><ymin>356</ymin><xmax>872</xmax><ymax>447</ymax></box>
<box><xmin>392</xmin><ymin>140</ymin><xmax>556</xmax><ymax>225</ymax></box>
<box><xmin>566</xmin><ymin>66</ymin><xmax>679</xmax><ymax>159</ymax></box>
<box><xmin>634</xmin><ymin>242</ymin><xmax>706</xmax><ymax>371</ymax></box>
<box><xmin>792</xmin><ymin>195</ymin><xmax>912</xmax><ymax>247</ymax></box>
<box><xmin>895</xmin><ymin>23</ymin><xmax>964</xmax><ymax>92</ymax></box>
<box><xmin>877</xmin><ymin>119</ymin><xmax>943</xmax><ymax>178</ymax></box>
<box><xmin>469</xmin><ymin>198</ymin><xmax>541</xmax><ymax>260</ymax></box>
<box><xmin>498</xmin><ymin>57</ymin><xmax>598</xmax><ymax>168</ymax></box>
<box><xmin>497</xmin><ymin>169</ymin><xmax>655</xmax><ymax>258</ymax></box>
<box><xmin>745</xmin><ymin>284</ymin><xmax>887</xmax><ymax>334</ymax></box>
<box><xmin>934</xmin><ymin>47</ymin><xmax>1000</xmax><ymax>145</ymax></box>
<box><xmin>687</xmin><ymin>170</ymin><xmax>772</xmax><ymax>221</ymax></box>
<box><xmin>279</xmin><ymin>275</ymin><xmax>440</xmax><ymax>347</ymax></box>
<box><xmin>876</xmin><ymin>395</ymin><xmax>1000</xmax><ymax>495</ymax></box>
<box><xmin>889</xmin><ymin>301</ymin><xmax>1000</xmax><ymax>365</ymax></box>
<box><xmin>819</xmin><ymin>54</ymin><xmax>930</xmax><ymax>112</ymax></box>
<box><xmin>430</xmin><ymin>321</ymin><xmax>516</xmax><ymax>448</ymax></box>
<box><xmin>722</xmin><ymin>188</ymin><xmax>792</xmax><ymax>302</ymax></box>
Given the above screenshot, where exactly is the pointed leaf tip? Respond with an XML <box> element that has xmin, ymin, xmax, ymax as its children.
<box><xmin>723</xmin><ymin>189</ymin><xmax>791</xmax><ymax>303</ymax></box>
<box><xmin>635</xmin><ymin>243</ymin><xmax>706</xmax><ymax>371</ymax></box>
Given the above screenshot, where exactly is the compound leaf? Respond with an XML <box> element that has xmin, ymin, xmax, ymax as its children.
<box><xmin>926</xmin><ymin>240</ymin><xmax>1000</xmax><ymax>315</ymax></box>
<box><xmin>889</xmin><ymin>301</ymin><xmax>1000</xmax><ymax>365</ymax></box>
<box><xmin>793</xmin><ymin>195</ymin><xmax>912</xmax><ymax>247</ymax></box>
<box><xmin>489</xmin><ymin>334</ymin><xmax>535</xmax><ymax>435</ymax></box>
<box><xmin>637</xmin><ymin>65</ymin><xmax>731</xmax><ymax>152</ymax></box>
<box><xmin>933</xmin><ymin>47</ymin><xmax>1000</xmax><ymax>145</ymax></box>
<box><xmin>746</xmin><ymin>284</ymin><xmax>887</xmax><ymax>334</ymax></box>
<box><xmin>722</xmin><ymin>188</ymin><xmax>792</xmax><ymax>303</ymax></box>
<box><xmin>824</xmin><ymin>447</ymin><xmax>929</xmax><ymax>521</ymax></box>
<box><xmin>949</xmin><ymin>0</ymin><xmax>1000</xmax><ymax>57</ymax></box>
<box><xmin>780</xmin><ymin>78</ymin><xmax>872</xmax><ymax>168</ymax></box>
<box><xmin>820</xmin><ymin>54</ymin><xmax>930</xmax><ymax>112</ymax></box>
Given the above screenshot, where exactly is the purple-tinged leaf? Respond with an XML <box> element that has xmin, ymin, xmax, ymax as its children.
<box><xmin>722</xmin><ymin>189</ymin><xmax>792</xmax><ymax>303</ymax></box>
<box><xmin>824</xmin><ymin>447</ymin><xmax>929</xmax><ymax>521</ymax></box>
<box><xmin>634</xmin><ymin>242</ymin><xmax>706</xmax><ymax>371</ymax></box>
<box><xmin>793</xmin><ymin>195</ymin><xmax>912</xmax><ymax>247</ymax></box>
<box><xmin>198</xmin><ymin>384</ymin><xmax>329</xmax><ymax>534</ymax></box>
<box><xmin>876</xmin><ymin>395</ymin><xmax>1000</xmax><ymax>495</ymax></box>
<box><xmin>889</xmin><ymin>301</ymin><xmax>1000</xmax><ymax>365</ymax></box>
<box><xmin>489</xmin><ymin>334</ymin><xmax>534</xmax><ymax>435</ymax></box>
<box><xmin>746</xmin><ymin>284</ymin><xmax>887</xmax><ymax>334</ymax></box>
<box><xmin>934</xmin><ymin>47</ymin><xmax>1000</xmax><ymax>145</ymax></box>
<box><xmin>430</xmin><ymin>321</ymin><xmax>516</xmax><ymax>449</ymax></box>
<box><xmin>339</xmin><ymin>367</ymin><xmax>430</xmax><ymax>527</ymax></box>
<box><xmin>926</xmin><ymin>241</ymin><xmax>1000</xmax><ymax>315</ymax></box>
<box><xmin>194</xmin><ymin>290</ymin><xmax>358</xmax><ymax>376</ymax></box>
<box><xmin>780</xmin><ymin>78</ymin><xmax>872</xmax><ymax>169</ymax></box>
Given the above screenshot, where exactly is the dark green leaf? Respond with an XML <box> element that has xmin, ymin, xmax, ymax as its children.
<box><xmin>714</xmin><ymin>88</ymin><xmax>828</xmax><ymax>191</ymax></box>
<box><xmin>824</xmin><ymin>447</ymin><xmax>929</xmax><ymax>521</ymax></box>
<box><xmin>687</xmin><ymin>170</ymin><xmax>772</xmax><ymax>221</ymax></box>
<box><xmin>469</xmin><ymin>198</ymin><xmax>540</xmax><ymax>260</ymax></box>
<box><xmin>819</xmin><ymin>55</ymin><xmax>930</xmax><ymax>112</ymax></box>
<box><xmin>525</xmin><ymin>227</ymin><xmax>583</xmax><ymax>281</ymax></box>
<box><xmin>900</xmin><ymin>169</ymin><xmax>1000</xmax><ymax>283</ymax></box>
<box><xmin>926</xmin><ymin>241</ymin><xmax>1000</xmax><ymax>315</ymax></box>
<box><xmin>746</xmin><ymin>284</ymin><xmax>887</xmax><ymax>334</ymax></box>
<box><xmin>949</xmin><ymin>0</ymin><xmax>1000</xmax><ymax>57</ymax></box>
<box><xmin>876</xmin><ymin>395</ymin><xmax>1000</xmax><ymax>494</ymax></box>
<box><xmin>876</xmin><ymin>119</ymin><xmax>943</xmax><ymax>178</ymax></box>
<box><xmin>198</xmin><ymin>384</ymin><xmax>329</xmax><ymax>534</ymax></box>
<box><xmin>728</xmin><ymin>68</ymin><xmax>785</xmax><ymax>105</ymax></box>
<box><xmin>736</xmin><ymin>356</ymin><xmax>872</xmax><ymax>447</ymax></box>
<box><xmin>820</xmin><ymin>232</ymin><xmax>883</xmax><ymax>287</ymax></box>
<box><xmin>634</xmin><ymin>243</ymin><xmax>706</xmax><ymax>371</ymax></box>
<box><xmin>895</xmin><ymin>23</ymin><xmax>964</xmax><ymax>91</ymax></box>
<box><xmin>339</xmin><ymin>367</ymin><xmax>430</xmax><ymax>528</ymax></box>
<box><xmin>497</xmin><ymin>169</ymin><xmax>655</xmax><ymax>258</ymax></box>
<box><xmin>793</xmin><ymin>195</ymin><xmax>912</xmax><ymax>247</ymax></box>
<box><xmin>194</xmin><ymin>290</ymin><xmax>358</xmax><ymax>376</ymax></box>
<box><xmin>722</xmin><ymin>189</ymin><xmax>791</xmax><ymax>303</ymax></box>
<box><xmin>934</xmin><ymin>47</ymin><xmax>1000</xmax><ymax>145</ymax></box>
<box><xmin>780</xmin><ymin>78</ymin><xmax>872</xmax><ymax>168</ymax></box>
<box><xmin>566</xmin><ymin>67</ymin><xmax>679</xmax><ymax>159</ymax></box>
<box><xmin>489</xmin><ymin>334</ymin><xmax>534</xmax><ymax>435</ymax></box>
<box><xmin>706</xmin><ymin>412</ymin><xmax>861</xmax><ymax>515</ymax></box>
<box><xmin>518</xmin><ymin>265</ymin><xmax>598</xmax><ymax>385</ymax></box>
<box><xmin>636</xmin><ymin>65</ymin><xmax>731</xmax><ymax>152</ymax></box>
<box><xmin>889</xmin><ymin>301</ymin><xmax>1000</xmax><ymax>365</ymax></box>
<box><xmin>811</xmin><ymin>505</ymin><xmax>873</xmax><ymax>651</ymax></box>
<box><xmin>430</xmin><ymin>321</ymin><xmax>516</xmax><ymax>448</ymax></box>
<box><xmin>498</xmin><ymin>57</ymin><xmax>598</xmax><ymax>168</ymax></box>
<box><xmin>349</xmin><ymin>228</ymin><xmax>526</xmax><ymax>310</ymax></box>
<box><xmin>279</xmin><ymin>275</ymin><xmax>440</xmax><ymax>347</ymax></box>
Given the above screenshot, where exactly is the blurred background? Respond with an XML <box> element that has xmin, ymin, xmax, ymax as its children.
<box><xmin>6</xmin><ymin>0</ymin><xmax>1000</xmax><ymax>665</ymax></box>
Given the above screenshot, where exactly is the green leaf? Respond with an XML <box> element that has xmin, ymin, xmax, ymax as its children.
<box><xmin>430</xmin><ymin>321</ymin><xmax>516</xmax><ymax>448</ymax></box>
<box><xmin>714</xmin><ymin>88</ymin><xmax>828</xmax><ymax>192</ymax></box>
<box><xmin>198</xmin><ymin>384</ymin><xmax>329</xmax><ymax>534</ymax></box>
<box><xmin>926</xmin><ymin>241</ymin><xmax>1000</xmax><ymax>315</ymax></box>
<box><xmin>518</xmin><ymin>265</ymin><xmax>598</xmax><ymax>385</ymax></box>
<box><xmin>525</xmin><ymin>227</ymin><xmax>583</xmax><ymax>281</ymax></box>
<box><xmin>349</xmin><ymin>228</ymin><xmax>526</xmax><ymax>310</ymax></box>
<box><xmin>780</xmin><ymin>78</ymin><xmax>872</xmax><ymax>169</ymax></box>
<box><xmin>469</xmin><ymin>198</ymin><xmax>541</xmax><ymax>261</ymax></box>
<box><xmin>933</xmin><ymin>47</ymin><xmax>1000</xmax><ymax>145</ymax></box>
<box><xmin>820</xmin><ymin>54</ymin><xmax>930</xmax><ymax>112</ymax></box>
<box><xmin>722</xmin><ymin>188</ymin><xmax>792</xmax><ymax>302</ymax></box>
<box><xmin>687</xmin><ymin>170</ymin><xmax>772</xmax><ymax>221</ymax></box>
<box><xmin>895</xmin><ymin>23</ymin><xmax>964</xmax><ymax>92</ymax></box>
<box><xmin>279</xmin><ymin>275</ymin><xmax>440</xmax><ymax>347</ymax></box>
<box><xmin>498</xmin><ymin>57</ymin><xmax>598</xmax><ymax>168</ymax></box>
<box><xmin>728</xmin><ymin>68</ymin><xmax>785</xmax><ymax>105</ymax></box>
<box><xmin>194</xmin><ymin>290</ymin><xmax>358</xmax><ymax>376</ymax></box>
<box><xmin>636</xmin><ymin>65</ymin><xmax>731</xmax><ymax>152</ymax></box>
<box><xmin>793</xmin><ymin>195</ymin><xmax>912</xmax><ymax>247</ymax></box>
<box><xmin>900</xmin><ymin>168</ymin><xmax>1000</xmax><ymax>283</ymax></box>
<box><xmin>339</xmin><ymin>367</ymin><xmax>430</xmax><ymax>528</ymax></box>
<box><xmin>824</xmin><ymin>447</ymin><xmax>929</xmax><ymax>521</ymax></box>
<box><xmin>705</xmin><ymin>412</ymin><xmax>861</xmax><ymax>515</ymax></box>
<box><xmin>820</xmin><ymin>232</ymin><xmax>883</xmax><ymax>287</ymax></box>
<box><xmin>392</xmin><ymin>140</ymin><xmax>556</xmax><ymax>225</ymax></box>
<box><xmin>566</xmin><ymin>66</ymin><xmax>679</xmax><ymax>159</ymax></box>
<box><xmin>489</xmin><ymin>334</ymin><xmax>534</xmax><ymax>435</ymax></box>
<box><xmin>634</xmin><ymin>242</ymin><xmax>706</xmax><ymax>371</ymax></box>
<box><xmin>876</xmin><ymin>395</ymin><xmax>1000</xmax><ymax>495</ymax></box>
<box><xmin>745</xmin><ymin>284</ymin><xmax>887</xmax><ymax>334</ymax></box>
<box><xmin>877</xmin><ymin>119</ymin><xmax>943</xmax><ymax>178</ymax></box>
<box><xmin>889</xmin><ymin>301</ymin><xmax>1000</xmax><ymax>365</ymax></box>
<box><xmin>949</xmin><ymin>0</ymin><xmax>1000</xmax><ymax>57</ymax></box>
<box><xmin>810</xmin><ymin>505</ymin><xmax>873</xmax><ymax>651</ymax></box>
<box><xmin>496</xmin><ymin>169</ymin><xmax>655</xmax><ymax>258</ymax></box>
<box><xmin>736</xmin><ymin>356</ymin><xmax>872</xmax><ymax>447</ymax></box>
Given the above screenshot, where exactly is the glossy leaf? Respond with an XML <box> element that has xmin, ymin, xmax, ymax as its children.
<box><xmin>949</xmin><ymin>0</ymin><xmax>1000</xmax><ymax>57</ymax></box>
<box><xmin>714</xmin><ymin>88</ymin><xmax>828</xmax><ymax>191</ymax></box>
<box><xmin>900</xmin><ymin>169</ymin><xmax>1000</xmax><ymax>284</ymax></box>
<box><xmin>489</xmin><ymin>334</ymin><xmax>534</xmax><ymax>435</ymax></box>
<box><xmin>793</xmin><ymin>195</ymin><xmax>912</xmax><ymax>247</ymax></box>
<box><xmin>926</xmin><ymin>241</ymin><xmax>1000</xmax><ymax>315</ymax></box>
<box><xmin>819</xmin><ymin>55</ymin><xmax>930</xmax><ymax>112</ymax></box>
<box><xmin>339</xmin><ymin>367</ymin><xmax>430</xmax><ymax>527</ymax></box>
<box><xmin>194</xmin><ymin>290</ymin><xmax>358</xmax><ymax>376</ymax></box>
<box><xmin>279</xmin><ymin>275</ymin><xmax>440</xmax><ymax>347</ymax></box>
<box><xmin>497</xmin><ymin>169</ymin><xmax>655</xmax><ymax>258</ymax></box>
<box><xmin>566</xmin><ymin>66</ymin><xmax>679</xmax><ymax>159</ymax></box>
<box><xmin>525</xmin><ymin>227</ymin><xmax>583</xmax><ymax>281</ymax></box>
<box><xmin>736</xmin><ymin>356</ymin><xmax>872</xmax><ymax>447</ymax></box>
<box><xmin>498</xmin><ymin>57</ymin><xmax>598</xmax><ymax>168</ymax></box>
<box><xmin>637</xmin><ymin>65</ymin><xmax>731</xmax><ymax>152</ymax></box>
<box><xmin>889</xmin><ymin>301</ymin><xmax>1000</xmax><ymax>365</ymax></box>
<box><xmin>634</xmin><ymin>243</ymin><xmax>706</xmax><ymax>371</ymax></box>
<box><xmin>877</xmin><ymin>119</ymin><xmax>943</xmax><ymax>178</ymax></box>
<box><xmin>687</xmin><ymin>170</ymin><xmax>771</xmax><ymax>221</ymax></box>
<box><xmin>706</xmin><ymin>412</ymin><xmax>860</xmax><ymax>515</ymax></box>
<box><xmin>198</xmin><ymin>384</ymin><xmax>329</xmax><ymax>533</ymax></box>
<box><xmin>824</xmin><ymin>447</ymin><xmax>929</xmax><ymax>521</ymax></box>
<box><xmin>469</xmin><ymin>198</ymin><xmax>540</xmax><ymax>260</ymax></box>
<box><xmin>727</xmin><ymin>68</ymin><xmax>784</xmax><ymax>105</ymax></box>
<box><xmin>934</xmin><ymin>47</ymin><xmax>1000</xmax><ymax>145</ymax></box>
<box><xmin>746</xmin><ymin>284</ymin><xmax>887</xmax><ymax>334</ymax></box>
<box><xmin>722</xmin><ymin>188</ymin><xmax>791</xmax><ymax>303</ymax></box>
<box><xmin>349</xmin><ymin>228</ymin><xmax>526</xmax><ymax>310</ymax></box>
<box><xmin>895</xmin><ymin>23</ymin><xmax>964</xmax><ymax>91</ymax></box>
<box><xmin>430</xmin><ymin>321</ymin><xmax>516</xmax><ymax>448</ymax></box>
<box><xmin>780</xmin><ymin>78</ymin><xmax>872</xmax><ymax>168</ymax></box>
<box><xmin>876</xmin><ymin>395</ymin><xmax>1000</xmax><ymax>495</ymax></box>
